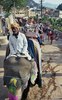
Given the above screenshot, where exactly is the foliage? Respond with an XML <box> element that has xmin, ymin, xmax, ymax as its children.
<box><xmin>0</xmin><ymin>0</ymin><xmax>28</xmax><ymax>12</ymax></box>
<box><xmin>41</xmin><ymin>16</ymin><xmax>49</xmax><ymax>23</ymax></box>
<box><xmin>5</xmin><ymin>12</ymin><xmax>11</xmax><ymax>18</ymax></box>
<box><xmin>41</xmin><ymin>15</ymin><xmax>62</xmax><ymax>32</ymax></box>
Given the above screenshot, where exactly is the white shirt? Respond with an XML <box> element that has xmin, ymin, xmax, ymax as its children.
<box><xmin>8</xmin><ymin>32</ymin><xmax>31</xmax><ymax>60</ymax></box>
<box><xmin>9</xmin><ymin>32</ymin><xmax>28</xmax><ymax>54</ymax></box>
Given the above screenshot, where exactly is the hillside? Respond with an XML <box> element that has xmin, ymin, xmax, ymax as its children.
<box><xmin>27</xmin><ymin>0</ymin><xmax>39</xmax><ymax>8</ymax></box>
<box><xmin>43</xmin><ymin>2</ymin><xmax>57</xmax><ymax>9</ymax></box>
<box><xmin>57</xmin><ymin>3</ymin><xmax>62</xmax><ymax>10</ymax></box>
<box><xmin>27</xmin><ymin>0</ymin><xmax>59</xmax><ymax>9</ymax></box>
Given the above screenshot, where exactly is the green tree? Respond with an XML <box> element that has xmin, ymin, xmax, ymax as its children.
<box><xmin>0</xmin><ymin>0</ymin><xmax>28</xmax><ymax>12</ymax></box>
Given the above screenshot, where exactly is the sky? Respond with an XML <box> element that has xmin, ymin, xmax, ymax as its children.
<box><xmin>33</xmin><ymin>0</ymin><xmax>62</xmax><ymax>4</ymax></box>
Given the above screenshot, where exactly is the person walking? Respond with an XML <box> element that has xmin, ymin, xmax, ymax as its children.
<box><xmin>49</xmin><ymin>30</ymin><xmax>54</xmax><ymax>44</ymax></box>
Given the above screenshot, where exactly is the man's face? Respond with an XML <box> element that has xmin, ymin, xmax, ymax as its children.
<box><xmin>12</xmin><ymin>27</ymin><xmax>19</xmax><ymax>34</ymax></box>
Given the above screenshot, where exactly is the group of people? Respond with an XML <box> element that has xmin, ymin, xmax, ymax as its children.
<box><xmin>22</xmin><ymin>20</ymin><xmax>45</xmax><ymax>47</ymax></box>
<box><xmin>5</xmin><ymin>17</ymin><xmax>44</xmax><ymax>82</ymax></box>
<box><xmin>4</xmin><ymin>17</ymin><xmax>44</xmax><ymax>100</ymax></box>
<box><xmin>3</xmin><ymin>16</ymin><xmax>59</xmax><ymax>100</ymax></box>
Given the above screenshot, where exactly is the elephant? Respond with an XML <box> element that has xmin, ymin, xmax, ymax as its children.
<box><xmin>3</xmin><ymin>38</ymin><xmax>42</xmax><ymax>100</ymax></box>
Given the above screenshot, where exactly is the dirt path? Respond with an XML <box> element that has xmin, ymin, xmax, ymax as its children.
<box><xmin>27</xmin><ymin>38</ymin><xmax>62</xmax><ymax>100</ymax></box>
<box><xmin>41</xmin><ymin>39</ymin><xmax>62</xmax><ymax>100</ymax></box>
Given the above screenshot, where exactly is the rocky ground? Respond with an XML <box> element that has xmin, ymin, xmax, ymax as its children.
<box><xmin>0</xmin><ymin>36</ymin><xmax>62</xmax><ymax>100</ymax></box>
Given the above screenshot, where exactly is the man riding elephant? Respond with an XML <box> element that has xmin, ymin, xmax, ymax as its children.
<box><xmin>3</xmin><ymin>23</ymin><xmax>38</xmax><ymax>100</ymax></box>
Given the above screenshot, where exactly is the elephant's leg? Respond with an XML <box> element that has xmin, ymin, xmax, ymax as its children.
<box><xmin>35</xmin><ymin>71</ymin><xmax>42</xmax><ymax>87</ymax></box>
<box><xmin>21</xmin><ymin>79</ymin><xmax>31</xmax><ymax>100</ymax></box>
<box><xmin>16</xmin><ymin>88</ymin><xmax>22</xmax><ymax>100</ymax></box>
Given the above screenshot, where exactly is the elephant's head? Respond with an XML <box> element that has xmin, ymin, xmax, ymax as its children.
<box><xmin>4</xmin><ymin>55</ymin><xmax>34</xmax><ymax>99</ymax></box>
